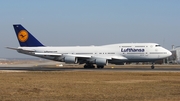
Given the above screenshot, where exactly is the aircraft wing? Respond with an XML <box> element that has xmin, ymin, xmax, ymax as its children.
<box><xmin>35</xmin><ymin>53</ymin><xmax>62</xmax><ymax>56</ymax></box>
<box><xmin>92</xmin><ymin>55</ymin><xmax>128</xmax><ymax>60</ymax></box>
<box><xmin>112</xmin><ymin>56</ymin><xmax>128</xmax><ymax>60</ymax></box>
<box><xmin>67</xmin><ymin>54</ymin><xmax>91</xmax><ymax>58</ymax></box>
<box><xmin>35</xmin><ymin>52</ymin><xmax>129</xmax><ymax>61</ymax></box>
<box><xmin>35</xmin><ymin>53</ymin><xmax>127</xmax><ymax>60</ymax></box>
<box><xmin>7</xmin><ymin>47</ymin><xmax>127</xmax><ymax>60</ymax></box>
<box><xmin>34</xmin><ymin>53</ymin><xmax>91</xmax><ymax>58</ymax></box>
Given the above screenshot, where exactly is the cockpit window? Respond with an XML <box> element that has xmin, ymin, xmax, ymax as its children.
<box><xmin>155</xmin><ymin>45</ymin><xmax>161</xmax><ymax>47</ymax></box>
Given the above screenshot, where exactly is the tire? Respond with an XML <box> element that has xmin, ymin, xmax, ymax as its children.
<box><xmin>97</xmin><ymin>65</ymin><xmax>104</xmax><ymax>69</ymax></box>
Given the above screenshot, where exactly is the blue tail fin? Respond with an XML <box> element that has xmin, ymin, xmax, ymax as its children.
<box><xmin>13</xmin><ymin>24</ymin><xmax>44</xmax><ymax>47</ymax></box>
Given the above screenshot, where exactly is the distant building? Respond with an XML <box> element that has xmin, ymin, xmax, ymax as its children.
<box><xmin>0</xmin><ymin>58</ymin><xmax>7</xmax><ymax>60</ymax></box>
<box><xmin>168</xmin><ymin>46</ymin><xmax>180</xmax><ymax>64</ymax></box>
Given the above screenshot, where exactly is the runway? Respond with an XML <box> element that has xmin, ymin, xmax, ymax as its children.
<box><xmin>0</xmin><ymin>66</ymin><xmax>180</xmax><ymax>72</ymax></box>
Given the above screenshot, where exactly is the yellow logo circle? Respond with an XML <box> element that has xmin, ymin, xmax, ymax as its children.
<box><xmin>18</xmin><ymin>30</ymin><xmax>29</xmax><ymax>42</ymax></box>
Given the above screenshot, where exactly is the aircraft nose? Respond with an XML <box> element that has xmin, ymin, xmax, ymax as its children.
<box><xmin>167</xmin><ymin>50</ymin><xmax>172</xmax><ymax>57</ymax></box>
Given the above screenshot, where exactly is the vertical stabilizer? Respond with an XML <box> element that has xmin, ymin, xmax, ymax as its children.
<box><xmin>13</xmin><ymin>24</ymin><xmax>44</xmax><ymax>47</ymax></box>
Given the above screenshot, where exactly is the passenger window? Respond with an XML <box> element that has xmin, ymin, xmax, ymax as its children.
<box><xmin>155</xmin><ymin>45</ymin><xmax>161</xmax><ymax>47</ymax></box>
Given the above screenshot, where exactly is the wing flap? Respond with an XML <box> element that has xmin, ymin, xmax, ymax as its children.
<box><xmin>66</xmin><ymin>54</ymin><xmax>91</xmax><ymax>58</ymax></box>
<box><xmin>34</xmin><ymin>53</ymin><xmax>91</xmax><ymax>59</ymax></box>
<box><xmin>112</xmin><ymin>56</ymin><xmax>128</xmax><ymax>60</ymax></box>
<box><xmin>35</xmin><ymin>53</ymin><xmax>62</xmax><ymax>56</ymax></box>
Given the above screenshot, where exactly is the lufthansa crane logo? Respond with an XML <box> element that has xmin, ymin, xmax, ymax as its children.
<box><xmin>18</xmin><ymin>30</ymin><xmax>29</xmax><ymax>42</ymax></box>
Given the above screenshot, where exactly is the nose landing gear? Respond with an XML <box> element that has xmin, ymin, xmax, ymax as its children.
<box><xmin>151</xmin><ymin>62</ymin><xmax>155</xmax><ymax>69</ymax></box>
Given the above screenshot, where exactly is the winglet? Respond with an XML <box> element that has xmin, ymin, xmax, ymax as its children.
<box><xmin>13</xmin><ymin>24</ymin><xmax>44</xmax><ymax>47</ymax></box>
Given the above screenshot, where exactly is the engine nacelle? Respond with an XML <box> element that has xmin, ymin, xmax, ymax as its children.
<box><xmin>64</xmin><ymin>56</ymin><xmax>78</xmax><ymax>64</ymax></box>
<box><xmin>95</xmin><ymin>58</ymin><xmax>108</xmax><ymax>66</ymax></box>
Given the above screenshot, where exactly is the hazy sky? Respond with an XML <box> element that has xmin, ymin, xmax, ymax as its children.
<box><xmin>0</xmin><ymin>0</ymin><xmax>180</xmax><ymax>58</ymax></box>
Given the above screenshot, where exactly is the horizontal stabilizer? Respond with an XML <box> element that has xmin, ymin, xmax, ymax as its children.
<box><xmin>6</xmin><ymin>47</ymin><xmax>19</xmax><ymax>50</ymax></box>
<box><xmin>6</xmin><ymin>47</ymin><xmax>36</xmax><ymax>52</ymax></box>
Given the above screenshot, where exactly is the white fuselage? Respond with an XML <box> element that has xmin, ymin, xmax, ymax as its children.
<box><xmin>17</xmin><ymin>43</ymin><xmax>172</xmax><ymax>65</ymax></box>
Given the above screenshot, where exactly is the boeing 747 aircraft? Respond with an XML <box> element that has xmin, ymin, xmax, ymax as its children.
<box><xmin>7</xmin><ymin>24</ymin><xmax>172</xmax><ymax>69</ymax></box>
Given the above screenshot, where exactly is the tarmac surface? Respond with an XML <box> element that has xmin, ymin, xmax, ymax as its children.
<box><xmin>0</xmin><ymin>66</ymin><xmax>180</xmax><ymax>72</ymax></box>
<box><xmin>0</xmin><ymin>60</ymin><xmax>180</xmax><ymax>72</ymax></box>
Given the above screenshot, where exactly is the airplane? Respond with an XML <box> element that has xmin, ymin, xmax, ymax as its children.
<box><xmin>7</xmin><ymin>24</ymin><xmax>172</xmax><ymax>69</ymax></box>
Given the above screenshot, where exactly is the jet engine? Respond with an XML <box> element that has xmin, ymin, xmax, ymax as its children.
<box><xmin>54</xmin><ymin>56</ymin><xmax>78</xmax><ymax>64</ymax></box>
<box><xmin>95</xmin><ymin>58</ymin><xmax>108</xmax><ymax>66</ymax></box>
<box><xmin>64</xmin><ymin>56</ymin><xmax>78</xmax><ymax>64</ymax></box>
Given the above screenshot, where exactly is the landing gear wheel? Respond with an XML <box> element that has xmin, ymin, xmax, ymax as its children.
<box><xmin>151</xmin><ymin>66</ymin><xmax>154</xmax><ymax>69</ymax></box>
<box><xmin>92</xmin><ymin>65</ymin><xmax>95</xmax><ymax>68</ymax></box>
<box><xmin>151</xmin><ymin>62</ymin><xmax>155</xmax><ymax>69</ymax></box>
<box><xmin>84</xmin><ymin>64</ymin><xmax>95</xmax><ymax>69</ymax></box>
<box><xmin>84</xmin><ymin>65</ymin><xmax>88</xmax><ymax>69</ymax></box>
<box><xmin>97</xmin><ymin>65</ymin><xmax>104</xmax><ymax>69</ymax></box>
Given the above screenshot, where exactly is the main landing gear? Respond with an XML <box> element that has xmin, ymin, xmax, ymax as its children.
<box><xmin>151</xmin><ymin>62</ymin><xmax>155</xmax><ymax>69</ymax></box>
<box><xmin>97</xmin><ymin>65</ymin><xmax>104</xmax><ymax>69</ymax></box>
<box><xmin>83</xmin><ymin>64</ymin><xmax>104</xmax><ymax>69</ymax></box>
<box><xmin>84</xmin><ymin>64</ymin><xmax>95</xmax><ymax>69</ymax></box>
